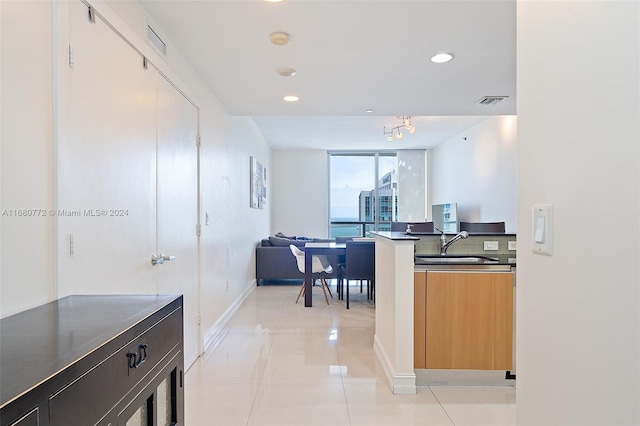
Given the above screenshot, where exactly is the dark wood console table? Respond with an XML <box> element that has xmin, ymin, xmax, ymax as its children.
<box><xmin>0</xmin><ymin>294</ymin><xmax>184</xmax><ymax>426</ymax></box>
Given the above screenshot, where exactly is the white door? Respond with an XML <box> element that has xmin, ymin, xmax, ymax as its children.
<box><xmin>65</xmin><ymin>2</ymin><xmax>200</xmax><ymax>367</ymax></box>
<box><xmin>61</xmin><ymin>1</ymin><xmax>157</xmax><ymax>294</ymax></box>
<box><xmin>155</xmin><ymin>76</ymin><xmax>199</xmax><ymax>367</ymax></box>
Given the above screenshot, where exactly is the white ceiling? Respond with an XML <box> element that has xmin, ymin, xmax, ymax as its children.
<box><xmin>139</xmin><ymin>0</ymin><xmax>516</xmax><ymax>150</ymax></box>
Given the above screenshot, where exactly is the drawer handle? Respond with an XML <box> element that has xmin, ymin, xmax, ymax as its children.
<box><xmin>127</xmin><ymin>351</ymin><xmax>139</xmax><ymax>369</ymax></box>
<box><xmin>127</xmin><ymin>342</ymin><xmax>149</xmax><ymax>369</ymax></box>
<box><xmin>139</xmin><ymin>343</ymin><xmax>148</xmax><ymax>363</ymax></box>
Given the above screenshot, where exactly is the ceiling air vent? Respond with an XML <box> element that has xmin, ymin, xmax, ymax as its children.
<box><xmin>477</xmin><ymin>96</ymin><xmax>508</xmax><ymax>106</ymax></box>
<box><xmin>146</xmin><ymin>23</ymin><xmax>167</xmax><ymax>57</ymax></box>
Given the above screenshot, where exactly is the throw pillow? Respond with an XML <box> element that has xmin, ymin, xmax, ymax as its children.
<box><xmin>269</xmin><ymin>236</ymin><xmax>305</xmax><ymax>247</ymax></box>
<box><xmin>275</xmin><ymin>232</ymin><xmax>296</xmax><ymax>239</ymax></box>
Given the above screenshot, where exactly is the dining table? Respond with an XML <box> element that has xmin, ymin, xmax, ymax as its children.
<box><xmin>303</xmin><ymin>242</ymin><xmax>346</xmax><ymax>307</ymax></box>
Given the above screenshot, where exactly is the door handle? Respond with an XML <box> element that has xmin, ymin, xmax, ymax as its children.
<box><xmin>151</xmin><ymin>254</ymin><xmax>176</xmax><ymax>265</ymax></box>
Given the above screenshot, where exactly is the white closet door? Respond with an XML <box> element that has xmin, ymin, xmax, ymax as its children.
<box><xmin>60</xmin><ymin>1</ymin><xmax>157</xmax><ymax>294</ymax></box>
<box><xmin>155</xmin><ymin>76</ymin><xmax>199</xmax><ymax>367</ymax></box>
<box><xmin>64</xmin><ymin>1</ymin><xmax>200</xmax><ymax>367</ymax></box>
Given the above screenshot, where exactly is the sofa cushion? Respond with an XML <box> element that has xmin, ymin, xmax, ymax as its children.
<box><xmin>268</xmin><ymin>236</ymin><xmax>306</xmax><ymax>247</ymax></box>
<box><xmin>260</xmin><ymin>238</ymin><xmax>272</xmax><ymax>246</ymax></box>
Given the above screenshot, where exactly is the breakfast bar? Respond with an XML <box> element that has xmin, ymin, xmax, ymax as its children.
<box><xmin>372</xmin><ymin>231</ymin><xmax>517</xmax><ymax>394</ymax></box>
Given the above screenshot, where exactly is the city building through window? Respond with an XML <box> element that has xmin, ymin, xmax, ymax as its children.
<box><xmin>329</xmin><ymin>152</ymin><xmax>397</xmax><ymax>237</ymax></box>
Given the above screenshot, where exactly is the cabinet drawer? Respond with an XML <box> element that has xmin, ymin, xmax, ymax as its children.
<box><xmin>8</xmin><ymin>408</ymin><xmax>39</xmax><ymax>426</ymax></box>
<box><xmin>48</xmin><ymin>307</ymin><xmax>182</xmax><ymax>426</ymax></box>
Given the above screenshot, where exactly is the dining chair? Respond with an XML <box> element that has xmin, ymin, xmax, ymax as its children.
<box><xmin>335</xmin><ymin>236</ymin><xmax>354</xmax><ymax>243</ymax></box>
<box><xmin>289</xmin><ymin>245</ymin><xmax>334</xmax><ymax>305</ymax></box>
<box><xmin>334</xmin><ymin>237</ymin><xmax>353</xmax><ymax>296</ymax></box>
<box><xmin>339</xmin><ymin>241</ymin><xmax>375</xmax><ymax>309</ymax></box>
<box><xmin>459</xmin><ymin>221</ymin><xmax>505</xmax><ymax>233</ymax></box>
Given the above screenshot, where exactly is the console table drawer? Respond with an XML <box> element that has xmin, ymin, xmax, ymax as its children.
<box><xmin>48</xmin><ymin>307</ymin><xmax>182</xmax><ymax>425</ymax></box>
<box><xmin>8</xmin><ymin>408</ymin><xmax>39</xmax><ymax>426</ymax></box>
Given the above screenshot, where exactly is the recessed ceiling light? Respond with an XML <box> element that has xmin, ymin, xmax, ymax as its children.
<box><xmin>283</xmin><ymin>95</ymin><xmax>299</xmax><ymax>102</ymax></box>
<box><xmin>264</xmin><ymin>0</ymin><xmax>284</xmax><ymax>3</ymax></box>
<box><xmin>366</xmin><ymin>109</ymin><xmax>374</xmax><ymax>113</ymax></box>
<box><xmin>431</xmin><ymin>53</ymin><xmax>454</xmax><ymax>63</ymax></box>
<box><xmin>270</xmin><ymin>32</ymin><xmax>290</xmax><ymax>46</ymax></box>
<box><xmin>277</xmin><ymin>67</ymin><xmax>297</xmax><ymax>77</ymax></box>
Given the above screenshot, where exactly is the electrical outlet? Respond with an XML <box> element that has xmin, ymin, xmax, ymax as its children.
<box><xmin>508</xmin><ymin>241</ymin><xmax>517</xmax><ymax>251</ymax></box>
<box><xmin>484</xmin><ymin>241</ymin><xmax>499</xmax><ymax>251</ymax></box>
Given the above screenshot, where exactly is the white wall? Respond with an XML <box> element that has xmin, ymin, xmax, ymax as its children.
<box><xmin>0</xmin><ymin>0</ymin><xmax>272</xmax><ymax>364</ymax></box>
<box><xmin>397</xmin><ymin>150</ymin><xmax>427</xmax><ymax>221</ymax></box>
<box><xmin>271</xmin><ymin>150</ymin><xmax>329</xmax><ymax>238</ymax></box>
<box><xmin>430</xmin><ymin>116</ymin><xmax>517</xmax><ymax>232</ymax></box>
<box><xmin>0</xmin><ymin>1</ymin><xmax>55</xmax><ymax>317</ymax></box>
<box><xmin>517</xmin><ymin>2</ymin><xmax>639</xmax><ymax>424</ymax></box>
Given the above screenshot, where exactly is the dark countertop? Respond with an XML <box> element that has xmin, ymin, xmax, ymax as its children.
<box><xmin>373</xmin><ymin>231</ymin><xmax>516</xmax><ymax>239</ymax></box>
<box><xmin>0</xmin><ymin>294</ymin><xmax>181</xmax><ymax>408</ymax></box>
<box><xmin>393</xmin><ymin>231</ymin><xmax>517</xmax><ymax>237</ymax></box>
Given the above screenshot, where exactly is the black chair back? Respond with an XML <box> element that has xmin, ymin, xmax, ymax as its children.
<box><xmin>389</xmin><ymin>222</ymin><xmax>406</xmax><ymax>232</ymax></box>
<box><xmin>335</xmin><ymin>236</ymin><xmax>354</xmax><ymax>243</ymax></box>
<box><xmin>345</xmin><ymin>241</ymin><xmax>375</xmax><ymax>280</ymax></box>
<box><xmin>459</xmin><ymin>221</ymin><xmax>505</xmax><ymax>233</ymax></box>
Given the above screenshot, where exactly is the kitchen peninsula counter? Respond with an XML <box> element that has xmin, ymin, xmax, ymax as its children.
<box><xmin>371</xmin><ymin>231</ymin><xmax>517</xmax><ymax>393</ymax></box>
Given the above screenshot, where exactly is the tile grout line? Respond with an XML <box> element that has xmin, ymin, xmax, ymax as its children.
<box><xmin>243</xmin><ymin>289</ymin><xmax>285</xmax><ymax>426</ymax></box>
<box><xmin>332</xmin><ymin>300</ymin><xmax>354</xmax><ymax>426</ymax></box>
<box><xmin>427</xmin><ymin>386</ymin><xmax>457</xmax><ymax>426</ymax></box>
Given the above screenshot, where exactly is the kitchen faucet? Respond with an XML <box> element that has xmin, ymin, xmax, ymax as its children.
<box><xmin>437</xmin><ymin>228</ymin><xmax>469</xmax><ymax>255</ymax></box>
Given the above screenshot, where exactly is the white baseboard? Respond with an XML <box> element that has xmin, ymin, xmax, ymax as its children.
<box><xmin>373</xmin><ymin>334</ymin><xmax>417</xmax><ymax>395</ymax></box>
<box><xmin>416</xmin><ymin>369</ymin><xmax>517</xmax><ymax>387</ymax></box>
<box><xmin>201</xmin><ymin>281</ymin><xmax>256</xmax><ymax>355</ymax></box>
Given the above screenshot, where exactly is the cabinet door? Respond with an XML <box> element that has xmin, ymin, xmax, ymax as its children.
<box><xmin>426</xmin><ymin>271</ymin><xmax>513</xmax><ymax>370</ymax></box>
<box><xmin>117</xmin><ymin>365</ymin><xmax>182</xmax><ymax>426</ymax></box>
<box><xmin>7</xmin><ymin>408</ymin><xmax>39</xmax><ymax>426</ymax></box>
<box><xmin>414</xmin><ymin>271</ymin><xmax>427</xmax><ymax>369</ymax></box>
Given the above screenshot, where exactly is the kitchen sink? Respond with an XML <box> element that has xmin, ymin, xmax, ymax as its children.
<box><xmin>414</xmin><ymin>255</ymin><xmax>511</xmax><ymax>271</ymax></box>
<box><xmin>416</xmin><ymin>255</ymin><xmax>499</xmax><ymax>263</ymax></box>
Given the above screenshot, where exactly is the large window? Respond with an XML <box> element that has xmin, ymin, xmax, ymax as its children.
<box><xmin>329</xmin><ymin>152</ymin><xmax>397</xmax><ymax>237</ymax></box>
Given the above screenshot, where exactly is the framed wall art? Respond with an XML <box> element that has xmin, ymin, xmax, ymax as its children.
<box><xmin>250</xmin><ymin>156</ymin><xmax>266</xmax><ymax>209</ymax></box>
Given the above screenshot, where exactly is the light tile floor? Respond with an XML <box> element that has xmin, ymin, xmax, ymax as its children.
<box><xmin>185</xmin><ymin>282</ymin><xmax>516</xmax><ymax>426</ymax></box>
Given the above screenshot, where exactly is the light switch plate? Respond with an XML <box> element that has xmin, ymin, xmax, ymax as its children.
<box><xmin>484</xmin><ymin>241</ymin><xmax>499</xmax><ymax>251</ymax></box>
<box><xmin>508</xmin><ymin>241</ymin><xmax>517</xmax><ymax>251</ymax></box>
<box><xmin>532</xmin><ymin>204</ymin><xmax>553</xmax><ymax>255</ymax></box>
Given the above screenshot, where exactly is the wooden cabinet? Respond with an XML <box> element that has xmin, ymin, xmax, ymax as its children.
<box><xmin>0</xmin><ymin>295</ymin><xmax>184</xmax><ymax>426</ymax></box>
<box><xmin>414</xmin><ymin>271</ymin><xmax>428</xmax><ymax>369</ymax></box>
<box><xmin>415</xmin><ymin>271</ymin><xmax>514</xmax><ymax>370</ymax></box>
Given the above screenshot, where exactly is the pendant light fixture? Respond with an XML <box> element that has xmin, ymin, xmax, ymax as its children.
<box><xmin>383</xmin><ymin>116</ymin><xmax>416</xmax><ymax>141</ymax></box>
